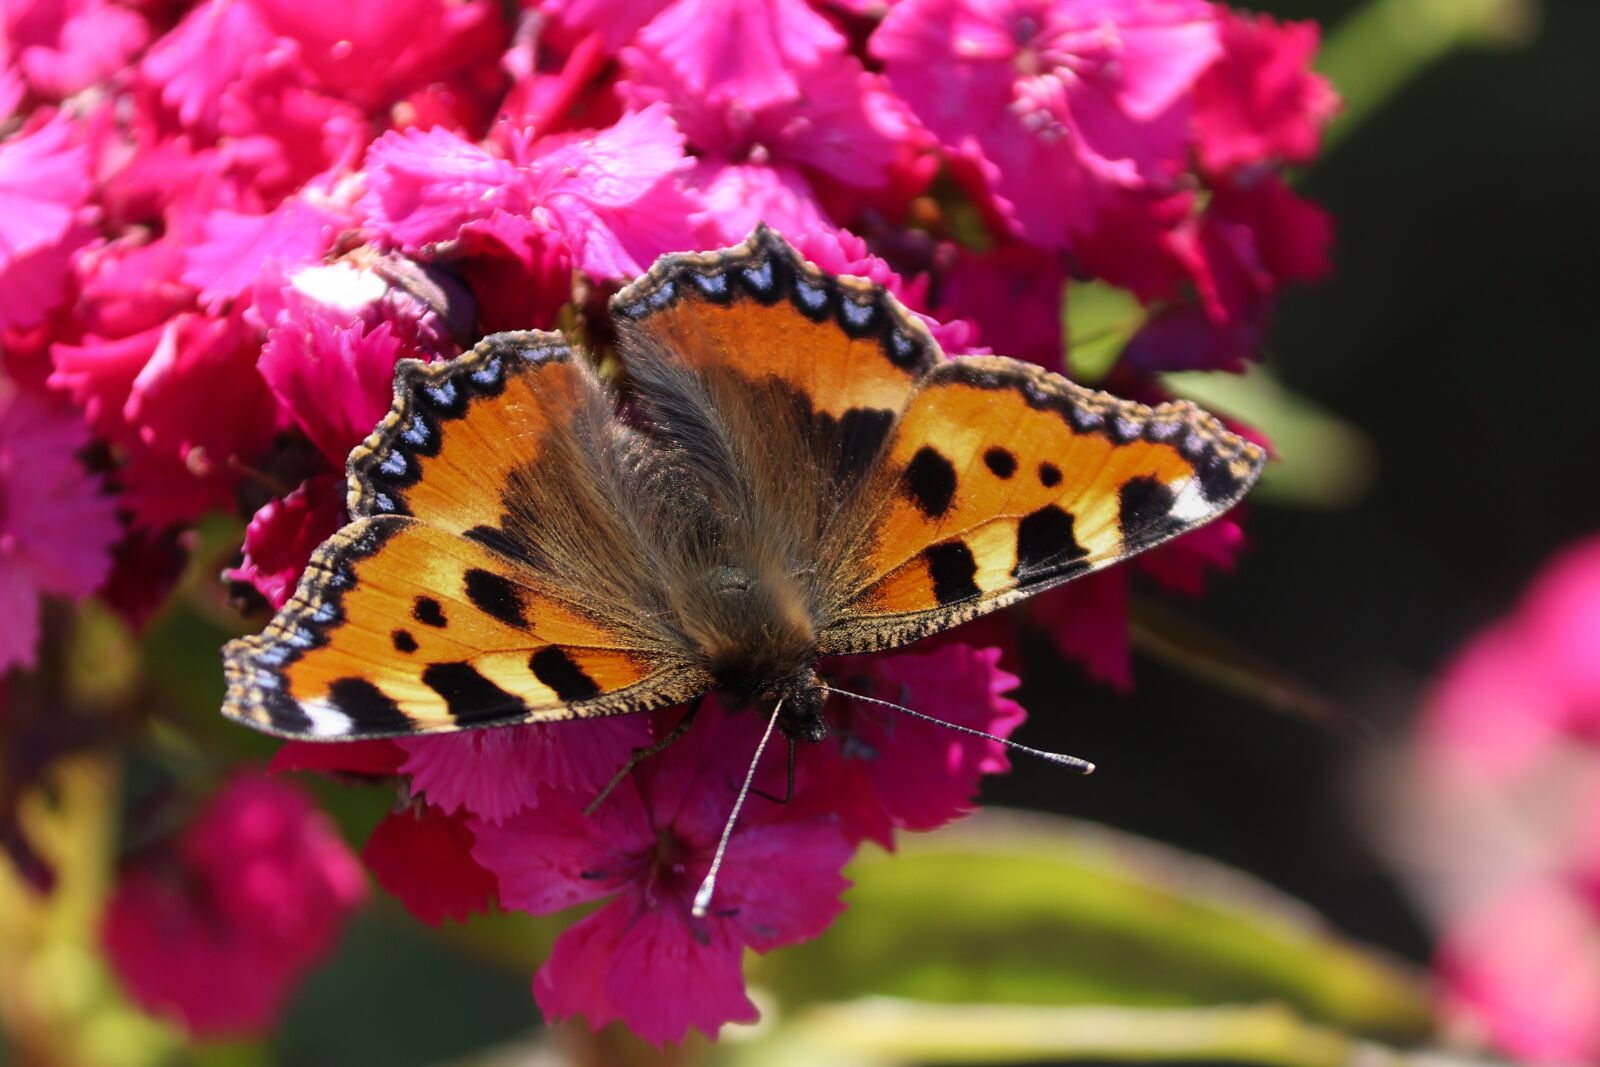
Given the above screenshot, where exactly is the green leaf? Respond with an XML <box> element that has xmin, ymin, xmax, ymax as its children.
<box><xmin>1163</xmin><ymin>364</ymin><xmax>1376</xmax><ymax>509</ymax></box>
<box><xmin>1064</xmin><ymin>281</ymin><xmax>1144</xmax><ymax>383</ymax></box>
<box><xmin>724</xmin><ymin>1001</ymin><xmax>1485</xmax><ymax>1067</ymax></box>
<box><xmin>753</xmin><ymin>812</ymin><xmax>1430</xmax><ymax>1041</ymax></box>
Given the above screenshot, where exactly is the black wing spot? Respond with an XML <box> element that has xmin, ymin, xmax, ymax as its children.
<box><xmin>983</xmin><ymin>447</ymin><xmax>1017</xmax><ymax>479</ymax></box>
<box><xmin>413</xmin><ymin>596</ymin><xmax>447</xmax><ymax>627</ymax></box>
<box><xmin>465</xmin><ymin>521</ymin><xmax>526</xmax><ymax>560</ymax></box>
<box><xmin>328</xmin><ymin>677</ymin><xmax>411</xmax><ymax>734</ymax></box>
<box><xmin>464</xmin><ymin>567</ymin><xmax>527</xmax><ymax>629</ymax></box>
<box><xmin>901</xmin><ymin>446</ymin><xmax>957</xmax><ymax>518</ymax></box>
<box><xmin>925</xmin><ymin>542</ymin><xmax>981</xmax><ymax>605</ymax></box>
<box><xmin>392</xmin><ymin>629</ymin><xmax>418</xmax><ymax>654</ymax></box>
<box><xmin>1118</xmin><ymin>476</ymin><xmax>1179</xmax><ymax>544</ymax></box>
<box><xmin>422</xmin><ymin>662</ymin><xmax>525</xmax><ymax>724</ymax></box>
<box><xmin>529</xmin><ymin>647</ymin><xmax>601</xmax><ymax>702</ymax></box>
<box><xmin>1014</xmin><ymin>505</ymin><xmax>1088</xmax><ymax>581</ymax></box>
<box><xmin>1038</xmin><ymin>461</ymin><xmax>1062</xmax><ymax>488</ymax></box>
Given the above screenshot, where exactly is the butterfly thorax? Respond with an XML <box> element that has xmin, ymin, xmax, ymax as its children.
<box><xmin>681</xmin><ymin>564</ymin><xmax>829</xmax><ymax>743</ymax></box>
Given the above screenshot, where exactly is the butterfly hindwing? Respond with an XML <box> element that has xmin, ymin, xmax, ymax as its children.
<box><xmin>223</xmin><ymin>516</ymin><xmax>712</xmax><ymax>738</ymax></box>
<box><xmin>817</xmin><ymin>356</ymin><xmax>1267</xmax><ymax>654</ymax></box>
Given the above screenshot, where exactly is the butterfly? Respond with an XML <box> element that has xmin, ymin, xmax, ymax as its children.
<box><xmin>222</xmin><ymin>226</ymin><xmax>1265</xmax><ymax>756</ymax></box>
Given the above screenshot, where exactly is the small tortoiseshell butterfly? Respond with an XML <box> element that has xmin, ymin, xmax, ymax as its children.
<box><xmin>223</xmin><ymin>227</ymin><xmax>1264</xmax><ymax>757</ymax></box>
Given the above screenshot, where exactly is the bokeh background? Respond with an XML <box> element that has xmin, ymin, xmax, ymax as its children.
<box><xmin>3</xmin><ymin>0</ymin><xmax>1598</xmax><ymax>1064</ymax></box>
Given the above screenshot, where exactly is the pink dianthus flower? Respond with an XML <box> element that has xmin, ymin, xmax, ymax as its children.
<box><xmin>472</xmin><ymin>704</ymin><xmax>853</xmax><ymax>1044</ymax></box>
<box><xmin>0</xmin><ymin>388</ymin><xmax>119</xmax><ymax>670</ymax></box>
<box><xmin>101</xmin><ymin>773</ymin><xmax>366</xmax><ymax>1036</ymax></box>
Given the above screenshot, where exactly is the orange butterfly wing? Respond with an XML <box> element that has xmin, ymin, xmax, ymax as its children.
<box><xmin>819</xmin><ymin>356</ymin><xmax>1266</xmax><ymax>653</ymax></box>
<box><xmin>223</xmin><ymin>334</ymin><xmax>712</xmax><ymax>739</ymax></box>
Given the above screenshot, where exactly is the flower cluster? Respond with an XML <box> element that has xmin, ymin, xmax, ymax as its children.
<box><xmin>0</xmin><ymin>0</ymin><xmax>1336</xmax><ymax>1044</ymax></box>
<box><xmin>1396</xmin><ymin>538</ymin><xmax>1600</xmax><ymax>1062</ymax></box>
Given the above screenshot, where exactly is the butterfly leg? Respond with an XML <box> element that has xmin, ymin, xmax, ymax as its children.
<box><xmin>584</xmin><ymin>697</ymin><xmax>704</xmax><ymax>816</ymax></box>
<box><xmin>748</xmin><ymin>738</ymin><xmax>797</xmax><ymax>805</ymax></box>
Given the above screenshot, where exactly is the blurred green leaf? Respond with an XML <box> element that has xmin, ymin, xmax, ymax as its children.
<box><xmin>724</xmin><ymin>1000</ymin><xmax>1488</xmax><ymax>1067</ymax></box>
<box><xmin>1320</xmin><ymin>0</ymin><xmax>1539</xmax><ymax>153</ymax></box>
<box><xmin>1065</xmin><ymin>281</ymin><xmax>1145</xmax><ymax>383</ymax></box>
<box><xmin>755</xmin><ymin>812</ymin><xmax>1430</xmax><ymax>1042</ymax></box>
<box><xmin>1163</xmin><ymin>364</ymin><xmax>1376</xmax><ymax>509</ymax></box>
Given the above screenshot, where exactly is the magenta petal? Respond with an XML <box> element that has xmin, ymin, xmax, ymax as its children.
<box><xmin>363</xmin><ymin>806</ymin><xmax>499</xmax><ymax>926</ymax></box>
<box><xmin>717</xmin><ymin>820</ymin><xmax>852</xmax><ymax>951</ymax></box>
<box><xmin>0</xmin><ymin>563</ymin><xmax>42</xmax><ymax>673</ymax></box>
<box><xmin>398</xmin><ymin>714</ymin><xmax>649</xmax><ymax>822</ymax></box>
<box><xmin>471</xmin><ymin>786</ymin><xmax>654</xmax><ymax>917</ymax></box>
<box><xmin>362</xmin><ymin>126</ymin><xmax>528</xmax><ymax>251</ymax></box>
<box><xmin>533</xmin><ymin>899</ymin><xmax>627</xmax><ymax>1032</ymax></box>
<box><xmin>0</xmin><ymin>117</ymin><xmax>90</xmax><ymax>261</ymax></box>
<box><xmin>258</xmin><ymin>312</ymin><xmax>408</xmax><ymax>467</ymax></box>
<box><xmin>224</xmin><ymin>476</ymin><xmax>345</xmax><ymax>610</ymax></box>
<box><xmin>0</xmin><ymin>390</ymin><xmax>119</xmax><ymax>599</ymax></box>
<box><xmin>182</xmin><ymin>200</ymin><xmax>346</xmax><ymax>312</ymax></box>
<box><xmin>604</xmin><ymin>904</ymin><xmax>758</xmax><ymax>1045</ymax></box>
<box><xmin>630</xmin><ymin>0</ymin><xmax>845</xmax><ymax>113</ymax></box>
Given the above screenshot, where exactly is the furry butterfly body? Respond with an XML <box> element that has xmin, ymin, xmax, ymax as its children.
<box><xmin>223</xmin><ymin>227</ymin><xmax>1265</xmax><ymax>745</ymax></box>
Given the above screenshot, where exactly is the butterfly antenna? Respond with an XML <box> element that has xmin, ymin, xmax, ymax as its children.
<box><xmin>823</xmin><ymin>686</ymin><xmax>1095</xmax><ymax>774</ymax></box>
<box><xmin>692</xmin><ymin>699</ymin><xmax>783</xmax><ymax>918</ymax></box>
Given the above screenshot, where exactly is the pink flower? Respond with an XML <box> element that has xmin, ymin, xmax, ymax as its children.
<box><xmin>0</xmin><ymin>389</ymin><xmax>119</xmax><ymax>670</ymax></box>
<box><xmin>874</xmin><ymin>0</ymin><xmax>1220</xmax><ymax>248</ymax></box>
<box><xmin>1437</xmin><ymin>879</ymin><xmax>1600</xmax><ymax>1062</ymax></box>
<box><xmin>1125</xmin><ymin>175</ymin><xmax>1332</xmax><ymax>372</ymax></box>
<box><xmin>182</xmin><ymin>198</ymin><xmax>348</xmax><ymax>312</ymax></box>
<box><xmin>1193</xmin><ymin>11</ymin><xmax>1340</xmax><ymax>178</ymax></box>
<box><xmin>224</xmin><ymin>475</ymin><xmax>345</xmax><ymax>610</ymax></box>
<box><xmin>396</xmin><ymin>715</ymin><xmax>650</xmax><ymax>823</ymax></box>
<box><xmin>364</xmin><ymin>105</ymin><xmax>695</xmax><ymax>278</ymax></box>
<box><xmin>811</xmin><ymin>643</ymin><xmax>1028</xmax><ymax>846</ymax></box>
<box><xmin>3</xmin><ymin>0</ymin><xmax>149</xmax><ymax>100</ymax></box>
<box><xmin>247</xmin><ymin>0</ymin><xmax>506</xmax><ymax>114</ymax></box>
<box><xmin>538</xmin><ymin>0</ymin><xmax>673</xmax><ymax>54</ymax></box>
<box><xmin>508</xmin><ymin>104</ymin><xmax>698</xmax><ymax>278</ymax></box>
<box><xmin>626</xmin><ymin>0</ymin><xmax>846</xmax><ymax>113</ymax></box>
<box><xmin>363</xmin><ymin>804</ymin><xmax>499</xmax><ymax>926</ymax></box>
<box><xmin>361</xmin><ymin>124</ymin><xmax>525</xmax><ymax>249</ymax></box>
<box><xmin>1031</xmin><ymin>572</ymin><xmax>1133</xmax><ymax>691</ymax></box>
<box><xmin>1424</xmin><ymin>538</ymin><xmax>1600</xmax><ymax>781</ymax></box>
<box><xmin>213</xmin><ymin>56</ymin><xmax>370</xmax><ymax>202</ymax></box>
<box><xmin>939</xmin><ymin>242</ymin><xmax>1065</xmax><ymax>364</ymax></box>
<box><xmin>51</xmin><ymin>311</ymin><xmax>286</xmax><ymax>528</ymax></box>
<box><xmin>257</xmin><ymin>305</ymin><xmax>408</xmax><ymax>467</ymax></box>
<box><xmin>1141</xmin><ymin>515</ymin><xmax>1248</xmax><ymax>596</ymax></box>
<box><xmin>0</xmin><ymin>220</ymin><xmax>92</xmax><ymax>333</ymax></box>
<box><xmin>139</xmin><ymin>0</ymin><xmax>277</xmax><ymax>133</ymax></box>
<box><xmin>620</xmin><ymin>0</ymin><xmax>911</xmax><ymax>190</ymax></box>
<box><xmin>1385</xmin><ymin>537</ymin><xmax>1600</xmax><ymax>1061</ymax></box>
<box><xmin>472</xmin><ymin>705</ymin><xmax>853</xmax><ymax>1044</ymax></box>
<box><xmin>686</xmin><ymin>161</ymin><xmax>834</xmax><ymax>246</ymax></box>
<box><xmin>0</xmin><ymin>116</ymin><xmax>91</xmax><ymax>265</ymax></box>
<box><xmin>101</xmin><ymin>773</ymin><xmax>366</xmax><ymax>1036</ymax></box>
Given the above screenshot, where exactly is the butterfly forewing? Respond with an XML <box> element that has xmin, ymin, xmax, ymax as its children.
<box><xmin>818</xmin><ymin>357</ymin><xmax>1266</xmax><ymax>654</ymax></box>
<box><xmin>223</xmin><ymin>334</ymin><xmax>713</xmax><ymax>740</ymax></box>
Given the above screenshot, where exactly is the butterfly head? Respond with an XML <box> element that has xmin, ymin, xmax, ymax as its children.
<box><xmin>768</xmin><ymin>668</ymin><xmax>829</xmax><ymax>744</ymax></box>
